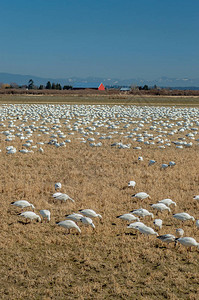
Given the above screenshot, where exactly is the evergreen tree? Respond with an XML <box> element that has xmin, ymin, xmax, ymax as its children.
<box><xmin>46</xmin><ymin>81</ymin><xmax>52</xmax><ymax>89</ymax></box>
<box><xmin>52</xmin><ymin>83</ymin><xmax>56</xmax><ymax>90</ymax></box>
<box><xmin>56</xmin><ymin>83</ymin><xmax>62</xmax><ymax>90</ymax></box>
<box><xmin>143</xmin><ymin>85</ymin><xmax>149</xmax><ymax>90</ymax></box>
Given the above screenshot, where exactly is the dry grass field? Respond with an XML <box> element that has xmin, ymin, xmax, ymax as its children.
<box><xmin>0</xmin><ymin>99</ymin><xmax>199</xmax><ymax>299</ymax></box>
<box><xmin>1</xmin><ymin>93</ymin><xmax>199</xmax><ymax>106</ymax></box>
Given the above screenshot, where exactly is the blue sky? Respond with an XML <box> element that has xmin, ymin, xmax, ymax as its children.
<box><xmin>0</xmin><ymin>0</ymin><xmax>199</xmax><ymax>80</ymax></box>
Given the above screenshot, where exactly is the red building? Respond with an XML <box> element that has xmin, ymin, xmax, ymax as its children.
<box><xmin>73</xmin><ymin>83</ymin><xmax>106</xmax><ymax>90</ymax></box>
<box><xmin>98</xmin><ymin>83</ymin><xmax>105</xmax><ymax>91</ymax></box>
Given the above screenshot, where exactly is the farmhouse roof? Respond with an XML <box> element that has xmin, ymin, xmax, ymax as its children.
<box><xmin>73</xmin><ymin>82</ymin><xmax>105</xmax><ymax>90</ymax></box>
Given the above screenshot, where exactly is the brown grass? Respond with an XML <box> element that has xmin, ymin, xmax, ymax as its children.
<box><xmin>0</xmin><ymin>104</ymin><xmax>199</xmax><ymax>299</ymax></box>
<box><xmin>0</xmin><ymin>94</ymin><xmax>199</xmax><ymax>106</ymax></box>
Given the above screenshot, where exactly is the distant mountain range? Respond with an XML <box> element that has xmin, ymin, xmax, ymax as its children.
<box><xmin>0</xmin><ymin>72</ymin><xmax>199</xmax><ymax>89</ymax></box>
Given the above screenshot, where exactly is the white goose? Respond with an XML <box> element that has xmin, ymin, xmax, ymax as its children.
<box><xmin>38</xmin><ymin>147</ymin><xmax>44</xmax><ymax>153</ymax></box>
<box><xmin>148</xmin><ymin>160</ymin><xmax>156</xmax><ymax>166</ymax></box>
<box><xmin>158</xmin><ymin>199</ymin><xmax>176</xmax><ymax>207</ymax></box>
<box><xmin>176</xmin><ymin>228</ymin><xmax>184</xmax><ymax>238</ymax></box>
<box><xmin>136</xmin><ymin>225</ymin><xmax>158</xmax><ymax>236</ymax></box>
<box><xmin>157</xmin><ymin>234</ymin><xmax>176</xmax><ymax>244</ymax></box>
<box><xmin>55</xmin><ymin>182</ymin><xmax>62</xmax><ymax>190</ymax></box>
<box><xmin>80</xmin><ymin>216</ymin><xmax>95</xmax><ymax>229</ymax></box>
<box><xmin>65</xmin><ymin>213</ymin><xmax>83</xmax><ymax>222</ymax></box>
<box><xmin>153</xmin><ymin>219</ymin><xmax>163</xmax><ymax>229</ymax></box>
<box><xmin>161</xmin><ymin>164</ymin><xmax>168</xmax><ymax>169</ymax></box>
<box><xmin>57</xmin><ymin>220</ymin><xmax>81</xmax><ymax>233</ymax></box>
<box><xmin>127</xmin><ymin>222</ymin><xmax>146</xmax><ymax>230</ymax></box>
<box><xmin>11</xmin><ymin>200</ymin><xmax>35</xmax><ymax>211</ymax></box>
<box><xmin>169</xmin><ymin>161</ymin><xmax>176</xmax><ymax>167</ymax></box>
<box><xmin>79</xmin><ymin>209</ymin><xmax>102</xmax><ymax>219</ymax></box>
<box><xmin>151</xmin><ymin>203</ymin><xmax>171</xmax><ymax>213</ymax></box>
<box><xmin>19</xmin><ymin>211</ymin><xmax>41</xmax><ymax>222</ymax></box>
<box><xmin>128</xmin><ymin>181</ymin><xmax>136</xmax><ymax>188</ymax></box>
<box><xmin>173</xmin><ymin>213</ymin><xmax>195</xmax><ymax>222</ymax></box>
<box><xmin>176</xmin><ymin>237</ymin><xmax>199</xmax><ymax>250</ymax></box>
<box><xmin>117</xmin><ymin>213</ymin><xmax>139</xmax><ymax>222</ymax></box>
<box><xmin>131</xmin><ymin>208</ymin><xmax>154</xmax><ymax>219</ymax></box>
<box><xmin>39</xmin><ymin>210</ymin><xmax>51</xmax><ymax>222</ymax></box>
<box><xmin>53</xmin><ymin>192</ymin><xmax>75</xmax><ymax>203</ymax></box>
<box><xmin>132</xmin><ymin>192</ymin><xmax>151</xmax><ymax>200</ymax></box>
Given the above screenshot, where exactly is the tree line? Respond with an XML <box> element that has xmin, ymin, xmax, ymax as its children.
<box><xmin>29</xmin><ymin>79</ymin><xmax>72</xmax><ymax>90</ymax></box>
<box><xmin>0</xmin><ymin>79</ymin><xmax>73</xmax><ymax>90</ymax></box>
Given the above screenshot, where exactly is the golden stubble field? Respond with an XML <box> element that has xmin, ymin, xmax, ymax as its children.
<box><xmin>0</xmin><ymin>102</ymin><xmax>199</xmax><ymax>299</ymax></box>
<box><xmin>1</xmin><ymin>93</ymin><xmax>199</xmax><ymax>106</ymax></box>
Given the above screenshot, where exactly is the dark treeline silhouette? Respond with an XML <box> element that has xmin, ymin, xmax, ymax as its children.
<box><xmin>0</xmin><ymin>79</ymin><xmax>73</xmax><ymax>91</ymax></box>
<box><xmin>38</xmin><ymin>80</ymin><xmax>73</xmax><ymax>90</ymax></box>
<box><xmin>1</xmin><ymin>79</ymin><xmax>199</xmax><ymax>96</ymax></box>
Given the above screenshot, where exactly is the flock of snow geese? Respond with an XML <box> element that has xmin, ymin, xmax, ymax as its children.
<box><xmin>10</xmin><ymin>181</ymin><xmax>199</xmax><ymax>251</ymax></box>
<box><xmin>10</xmin><ymin>182</ymin><xmax>101</xmax><ymax>233</ymax></box>
<box><xmin>0</xmin><ymin>103</ymin><xmax>198</xmax><ymax>154</ymax></box>
<box><xmin>1</xmin><ymin>103</ymin><xmax>199</xmax><ymax>251</ymax></box>
<box><xmin>118</xmin><ymin>188</ymin><xmax>199</xmax><ymax>250</ymax></box>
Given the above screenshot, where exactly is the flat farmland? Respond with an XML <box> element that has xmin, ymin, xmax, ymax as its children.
<box><xmin>0</xmin><ymin>100</ymin><xmax>199</xmax><ymax>299</ymax></box>
<box><xmin>1</xmin><ymin>93</ymin><xmax>199</xmax><ymax>106</ymax></box>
